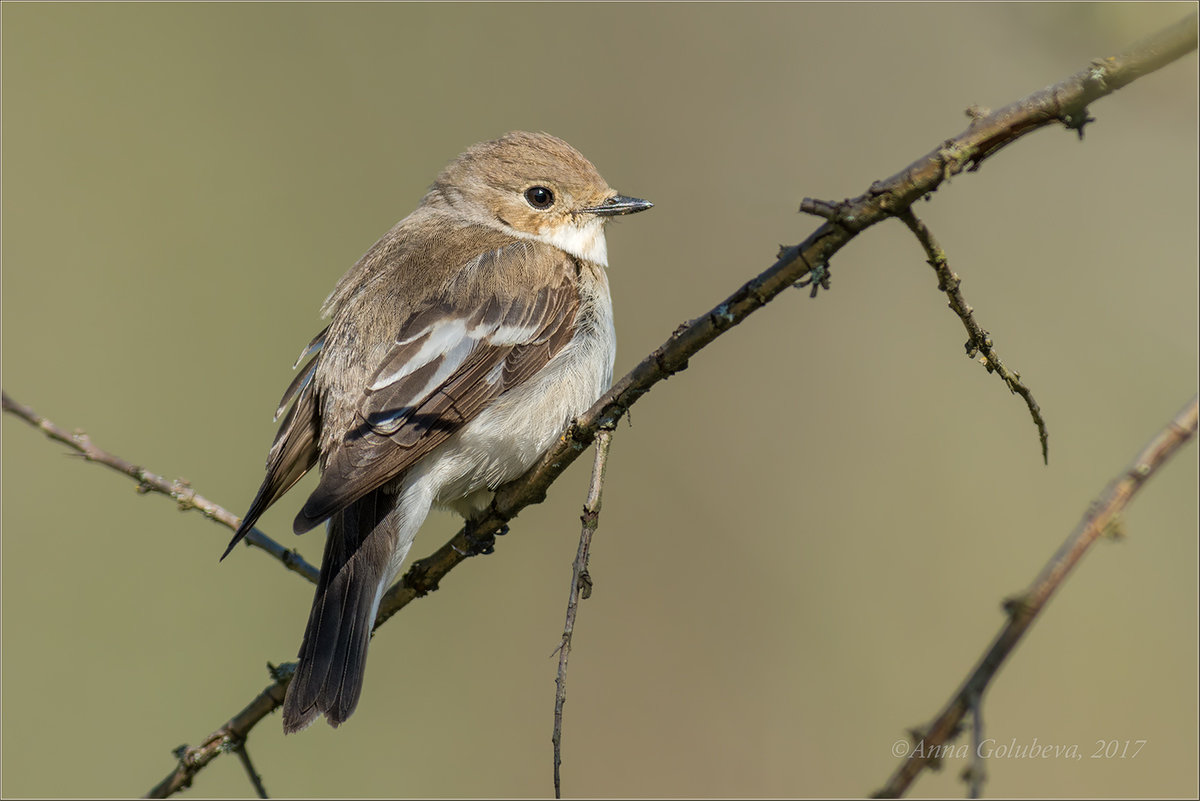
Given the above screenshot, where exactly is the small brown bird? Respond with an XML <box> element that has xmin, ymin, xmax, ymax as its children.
<box><xmin>223</xmin><ymin>132</ymin><xmax>652</xmax><ymax>733</ymax></box>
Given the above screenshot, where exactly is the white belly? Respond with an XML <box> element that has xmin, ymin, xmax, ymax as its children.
<box><xmin>414</xmin><ymin>265</ymin><xmax>615</xmax><ymax>515</ymax></box>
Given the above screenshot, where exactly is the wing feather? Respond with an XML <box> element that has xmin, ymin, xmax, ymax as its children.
<box><xmin>294</xmin><ymin>245</ymin><xmax>580</xmax><ymax>533</ymax></box>
<box><xmin>221</xmin><ymin>371</ymin><xmax>321</xmax><ymax>559</ymax></box>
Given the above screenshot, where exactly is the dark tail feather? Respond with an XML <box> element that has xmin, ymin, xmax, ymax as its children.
<box><xmin>281</xmin><ymin>490</ymin><xmax>396</xmax><ymax>733</ymax></box>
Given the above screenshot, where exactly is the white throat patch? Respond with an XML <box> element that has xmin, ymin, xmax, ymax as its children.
<box><xmin>538</xmin><ymin>217</ymin><xmax>609</xmax><ymax>266</ymax></box>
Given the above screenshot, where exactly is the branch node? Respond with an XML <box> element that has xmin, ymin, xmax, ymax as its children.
<box><xmin>1101</xmin><ymin>515</ymin><xmax>1128</xmax><ymax>542</ymax></box>
<box><xmin>172</xmin><ymin>480</ymin><xmax>197</xmax><ymax>511</ymax></box>
<box><xmin>709</xmin><ymin>303</ymin><xmax>736</xmax><ymax>332</ymax></box>
<box><xmin>1001</xmin><ymin>592</ymin><xmax>1034</xmax><ymax>620</ymax></box>
<box><xmin>964</xmin><ymin>104</ymin><xmax>991</xmax><ymax>124</ymax></box>
<box><xmin>798</xmin><ymin>197</ymin><xmax>841</xmax><ymax>220</ymax></box>
<box><xmin>899</xmin><ymin>208</ymin><xmax>1050</xmax><ymax>463</ymax></box>
<box><xmin>402</xmin><ymin>556</ymin><xmax>442</xmax><ymax>596</ymax></box>
<box><xmin>794</xmin><ymin>259</ymin><xmax>832</xmax><ymax>297</ymax></box>
<box><xmin>936</xmin><ymin>139</ymin><xmax>972</xmax><ymax>180</ymax></box>
<box><xmin>653</xmin><ymin>349</ymin><xmax>690</xmax><ymax>377</ymax></box>
<box><xmin>266</xmin><ymin>661</ymin><xmax>295</xmax><ymax>682</ymax></box>
<box><xmin>907</xmin><ymin>727</ymin><xmax>947</xmax><ymax>770</ymax></box>
<box><xmin>1087</xmin><ymin>58</ymin><xmax>1112</xmax><ymax>91</ymax></box>
<box><xmin>1060</xmin><ymin>107</ymin><xmax>1097</xmax><ymax>140</ymax></box>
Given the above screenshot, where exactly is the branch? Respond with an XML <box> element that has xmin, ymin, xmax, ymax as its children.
<box><xmin>376</xmin><ymin>10</ymin><xmax>1199</xmax><ymax>624</ymax></box>
<box><xmin>6</xmin><ymin>11</ymin><xmax>1195</xmax><ymax>797</ymax></box>
<box><xmin>553</xmin><ymin>428</ymin><xmax>614</xmax><ymax>799</ymax></box>
<box><xmin>144</xmin><ymin>671</ymin><xmax>289</xmax><ymax>798</ymax></box>
<box><xmin>873</xmin><ymin>395</ymin><xmax>1199</xmax><ymax>798</ymax></box>
<box><xmin>0</xmin><ymin>391</ymin><xmax>320</xmax><ymax>584</ymax></box>
<box><xmin>234</xmin><ymin>743</ymin><xmax>269</xmax><ymax>799</ymax></box>
<box><xmin>897</xmin><ymin>208</ymin><xmax>1049</xmax><ymax>463</ymax></box>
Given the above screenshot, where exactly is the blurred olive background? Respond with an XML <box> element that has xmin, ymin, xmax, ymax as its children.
<box><xmin>2</xmin><ymin>3</ymin><xmax>1196</xmax><ymax>798</ymax></box>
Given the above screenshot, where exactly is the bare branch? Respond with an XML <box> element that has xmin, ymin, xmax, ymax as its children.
<box><xmin>0</xmin><ymin>392</ymin><xmax>320</xmax><ymax>584</ymax></box>
<box><xmin>376</xmin><ymin>10</ymin><xmax>1198</xmax><ymax>627</ymax></box>
<box><xmin>964</xmin><ymin>689</ymin><xmax>985</xmax><ymax>798</ymax></box>
<box><xmin>553</xmin><ymin>428</ymin><xmax>614</xmax><ymax>799</ymax></box>
<box><xmin>897</xmin><ymin>208</ymin><xmax>1050</xmax><ymax>462</ymax></box>
<box><xmin>144</xmin><ymin>675</ymin><xmax>288</xmax><ymax>798</ymax></box>
<box><xmin>7</xmin><ymin>11</ymin><xmax>1195</xmax><ymax>797</ymax></box>
<box><xmin>873</xmin><ymin>395</ymin><xmax>1199</xmax><ymax>798</ymax></box>
<box><xmin>235</xmin><ymin>742</ymin><xmax>269</xmax><ymax>799</ymax></box>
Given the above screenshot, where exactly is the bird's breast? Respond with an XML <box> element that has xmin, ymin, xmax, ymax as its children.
<box><xmin>424</xmin><ymin>264</ymin><xmax>615</xmax><ymax>510</ymax></box>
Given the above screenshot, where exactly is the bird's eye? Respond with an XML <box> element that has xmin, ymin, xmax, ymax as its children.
<box><xmin>524</xmin><ymin>186</ymin><xmax>554</xmax><ymax>209</ymax></box>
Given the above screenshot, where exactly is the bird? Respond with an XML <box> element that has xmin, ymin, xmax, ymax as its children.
<box><xmin>222</xmin><ymin>131</ymin><xmax>652</xmax><ymax>733</ymax></box>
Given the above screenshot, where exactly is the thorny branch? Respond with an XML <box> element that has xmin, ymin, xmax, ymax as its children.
<box><xmin>377</xmin><ymin>10</ymin><xmax>1198</xmax><ymax>631</ymax></box>
<box><xmin>144</xmin><ymin>677</ymin><xmax>289</xmax><ymax>798</ymax></box>
<box><xmin>553</xmin><ymin>428</ymin><xmax>614</xmax><ymax>799</ymax></box>
<box><xmin>896</xmin><ymin>208</ymin><xmax>1049</xmax><ymax>463</ymax></box>
<box><xmin>0</xmin><ymin>392</ymin><xmax>319</xmax><ymax>583</ymax></box>
<box><xmin>872</xmin><ymin>395</ymin><xmax>1199</xmax><ymax>798</ymax></box>
<box><xmin>235</xmin><ymin>745</ymin><xmax>269</xmax><ymax>800</ymax></box>
<box><xmin>964</xmin><ymin>690</ymin><xmax>985</xmax><ymax>799</ymax></box>
<box><xmin>2</xmin><ymin>11</ymin><xmax>1195</xmax><ymax>798</ymax></box>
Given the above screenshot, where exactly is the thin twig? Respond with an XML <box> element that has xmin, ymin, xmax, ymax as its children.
<box><xmin>964</xmin><ymin>689</ymin><xmax>985</xmax><ymax>798</ymax></box>
<box><xmin>0</xmin><ymin>392</ymin><xmax>320</xmax><ymax>584</ymax></box>
<box><xmin>144</xmin><ymin>675</ymin><xmax>289</xmax><ymax>798</ymax></box>
<box><xmin>370</xmin><ymin>10</ymin><xmax>1199</xmax><ymax>631</ymax></box>
<box><xmin>897</xmin><ymin>208</ymin><xmax>1050</xmax><ymax>462</ymax></box>
<box><xmin>9</xmin><ymin>12</ymin><xmax>1194</xmax><ymax>797</ymax></box>
<box><xmin>235</xmin><ymin>742</ymin><xmax>269</xmax><ymax>799</ymax></box>
<box><xmin>153</xmin><ymin>13</ymin><xmax>1199</xmax><ymax>793</ymax></box>
<box><xmin>873</xmin><ymin>395</ymin><xmax>1199</xmax><ymax>798</ymax></box>
<box><xmin>552</xmin><ymin>429</ymin><xmax>614</xmax><ymax>799</ymax></box>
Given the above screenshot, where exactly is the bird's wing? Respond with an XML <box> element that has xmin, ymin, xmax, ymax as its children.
<box><xmin>294</xmin><ymin>241</ymin><xmax>580</xmax><ymax>533</ymax></box>
<box><xmin>221</xmin><ymin>328</ymin><xmax>328</xmax><ymax>559</ymax></box>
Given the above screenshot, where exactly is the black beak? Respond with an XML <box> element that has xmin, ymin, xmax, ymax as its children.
<box><xmin>583</xmin><ymin>194</ymin><xmax>654</xmax><ymax>216</ymax></box>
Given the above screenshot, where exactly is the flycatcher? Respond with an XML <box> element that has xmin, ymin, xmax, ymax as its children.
<box><xmin>223</xmin><ymin>131</ymin><xmax>652</xmax><ymax>733</ymax></box>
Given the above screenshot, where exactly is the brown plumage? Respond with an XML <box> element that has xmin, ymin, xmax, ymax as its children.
<box><xmin>223</xmin><ymin>132</ymin><xmax>651</xmax><ymax>732</ymax></box>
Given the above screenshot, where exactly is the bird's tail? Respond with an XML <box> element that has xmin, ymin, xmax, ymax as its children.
<box><xmin>281</xmin><ymin>489</ymin><xmax>399</xmax><ymax>733</ymax></box>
